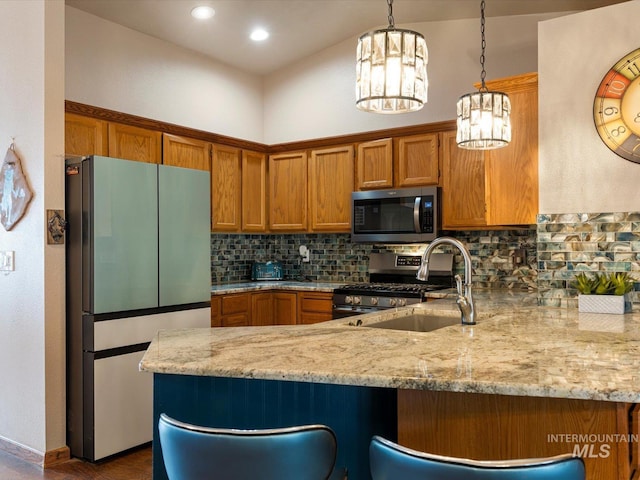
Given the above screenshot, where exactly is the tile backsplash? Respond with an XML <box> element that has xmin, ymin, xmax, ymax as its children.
<box><xmin>210</xmin><ymin>229</ymin><xmax>537</xmax><ymax>290</ymax></box>
<box><xmin>211</xmin><ymin>211</ymin><xmax>640</xmax><ymax>308</ymax></box>
<box><xmin>537</xmin><ymin>212</ymin><xmax>640</xmax><ymax>307</ymax></box>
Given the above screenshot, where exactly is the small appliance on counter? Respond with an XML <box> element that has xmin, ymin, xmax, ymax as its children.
<box><xmin>252</xmin><ymin>260</ymin><xmax>284</xmax><ymax>280</ymax></box>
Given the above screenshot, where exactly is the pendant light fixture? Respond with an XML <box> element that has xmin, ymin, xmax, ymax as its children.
<box><xmin>356</xmin><ymin>0</ymin><xmax>428</xmax><ymax>114</ymax></box>
<box><xmin>456</xmin><ymin>0</ymin><xmax>511</xmax><ymax>149</ymax></box>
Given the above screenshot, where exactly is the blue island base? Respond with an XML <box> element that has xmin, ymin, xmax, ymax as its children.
<box><xmin>152</xmin><ymin>374</ymin><xmax>398</xmax><ymax>480</ymax></box>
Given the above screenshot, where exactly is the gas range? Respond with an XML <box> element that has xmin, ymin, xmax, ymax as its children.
<box><xmin>332</xmin><ymin>253</ymin><xmax>454</xmax><ymax>319</ymax></box>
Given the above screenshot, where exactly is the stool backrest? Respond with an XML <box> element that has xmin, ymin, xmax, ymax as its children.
<box><xmin>370</xmin><ymin>436</ymin><xmax>585</xmax><ymax>480</ymax></box>
<box><xmin>158</xmin><ymin>413</ymin><xmax>337</xmax><ymax>480</ymax></box>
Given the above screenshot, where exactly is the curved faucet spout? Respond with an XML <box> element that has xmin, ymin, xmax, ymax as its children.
<box><xmin>417</xmin><ymin>237</ymin><xmax>476</xmax><ymax>325</ymax></box>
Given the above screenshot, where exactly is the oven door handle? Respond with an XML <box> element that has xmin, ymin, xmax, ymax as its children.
<box><xmin>413</xmin><ymin>196</ymin><xmax>422</xmax><ymax>233</ymax></box>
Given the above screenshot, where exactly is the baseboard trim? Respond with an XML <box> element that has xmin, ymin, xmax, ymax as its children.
<box><xmin>0</xmin><ymin>435</ymin><xmax>70</xmax><ymax>467</ymax></box>
<box><xmin>44</xmin><ymin>446</ymin><xmax>71</xmax><ymax>467</ymax></box>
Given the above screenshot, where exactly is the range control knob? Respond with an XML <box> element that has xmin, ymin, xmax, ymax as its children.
<box><xmin>370</xmin><ymin>297</ymin><xmax>379</xmax><ymax>306</ymax></box>
<box><xmin>389</xmin><ymin>298</ymin><xmax>397</xmax><ymax>307</ymax></box>
<box><xmin>353</xmin><ymin>296</ymin><xmax>362</xmax><ymax>305</ymax></box>
<box><xmin>398</xmin><ymin>298</ymin><xmax>407</xmax><ymax>307</ymax></box>
<box><xmin>345</xmin><ymin>296</ymin><xmax>353</xmax><ymax>304</ymax></box>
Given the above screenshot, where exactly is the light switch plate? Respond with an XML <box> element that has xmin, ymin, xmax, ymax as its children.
<box><xmin>0</xmin><ymin>251</ymin><xmax>15</xmax><ymax>271</ymax></box>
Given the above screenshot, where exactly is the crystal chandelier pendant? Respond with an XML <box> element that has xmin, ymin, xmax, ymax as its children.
<box><xmin>456</xmin><ymin>90</ymin><xmax>511</xmax><ymax>149</ymax></box>
<box><xmin>456</xmin><ymin>0</ymin><xmax>511</xmax><ymax>149</ymax></box>
<box><xmin>355</xmin><ymin>1</ymin><xmax>428</xmax><ymax>114</ymax></box>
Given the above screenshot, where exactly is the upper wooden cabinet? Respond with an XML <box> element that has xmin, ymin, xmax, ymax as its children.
<box><xmin>395</xmin><ymin>133</ymin><xmax>440</xmax><ymax>187</ymax></box>
<box><xmin>65</xmin><ymin>113</ymin><xmax>108</xmax><ymax>156</ymax></box>
<box><xmin>309</xmin><ymin>145</ymin><xmax>354</xmax><ymax>232</ymax></box>
<box><xmin>162</xmin><ymin>133</ymin><xmax>211</xmax><ymax>171</ymax></box>
<box><xmin>269</xmin><ymin>151</ymin><xmax>308</xmax><ymax>232</ymax></box>
<box><xmin>441</xmin><ymin>130</ymin><xmax>487</xmax><ymax>229</ymax></box>
<box><xmin>212</xmin><ymin>144</ymin><xmax>242</xmax><ymax>232</ymax></box>
<box><xmin>357</xmin><ymin>134</ymin><xmax>440</xmax><ymax>190</ymax></box>
<box><xmin>356</xmin><ymin>138</ymin><xmax>393</xmax><ymax>190</ymax></box>
<box><xmin>107</xmin><ymin>122</ymin><xmax>162</xmax><ymax>164</ymax></box>
<box><xmin>483</xmin><ymin>73</ymin><xmax>538</xmax><ymax>226</ymax></box>
<box><xmin>241</xmin><ymin>150</ymin><xmax>268</xmax><ymax>232</ymax></box>
<box><xmin>441</xmin><ymin>72</ymin><xmax>539</xmax><ymax>228</ymax></box>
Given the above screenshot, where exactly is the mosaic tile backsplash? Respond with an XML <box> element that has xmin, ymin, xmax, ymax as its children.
<box><xmin>537</xmin><ymin>212</ymin><xmax>640</xmax><ymax>307</ymax></box>
<box><xmin>211</xmin><ymin>211</ymin><xmax>640</xmax><ymax>309</ymax></box>
<box><xmin>210</xmin><ymin>229</ymin><xmax>537</xmax><ymax>290</ymax></box>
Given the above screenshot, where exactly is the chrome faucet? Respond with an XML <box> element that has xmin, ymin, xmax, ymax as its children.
<box><xmin>417</xmin><ymin>237</ymin><xmax>476</xmax><ymax>325</ymax></box>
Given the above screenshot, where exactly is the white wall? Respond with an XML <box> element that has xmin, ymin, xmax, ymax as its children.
<box><xmin>539</xmin><ymin>1</ymin><xmax>640</xmax><ymax>214</ymax></box>
<box><xmin>65</xmin><ymin>6</ymin><xmax>264</xmax><ymax>143</ymax></box>
<box><xmin>263</xmin><ymin>13</ymin><xmax>562</xmax><ymax>144</ymax></box>
<box><xmin>0</xmin><ymin>0</ymin><xmax>66</xmax><ymax>456</ymax></box>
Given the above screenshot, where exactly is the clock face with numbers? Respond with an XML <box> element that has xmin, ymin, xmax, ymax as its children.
<box><xmin>593</xmin><ymin>47</ymin><xmax>640</xmax><ymax>164</ymax></box>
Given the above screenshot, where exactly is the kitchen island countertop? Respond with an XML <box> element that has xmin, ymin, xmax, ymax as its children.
<box><xmin>141</xmin><ymin>291</ymin><xmax>640</xmax><ymax>403</ymax></box>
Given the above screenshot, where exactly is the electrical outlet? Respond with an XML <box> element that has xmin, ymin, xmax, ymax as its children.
<box><xmin>0</xmin><ymin>251</ymin><xmax>15</xmax><ymax>271</ymax></box>
<box><xmin>512</xmin><ymin>248</ymin><xmax>527</xmax><ymax>266</ymax></box>
<box><xmin>299</xmin><ymin>245</ymin><xmax>310</xmax><ymax>263</ymax></box>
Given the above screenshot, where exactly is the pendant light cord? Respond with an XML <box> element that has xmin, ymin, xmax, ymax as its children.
<box><xmin>387</xmin><ymin>0</ymin><xmax>395</xmax><ymax>29</ymax></box>
<box><xmin>479</xmin><ymin>0</ymin><xmax>488</xmax><ymax>91</ymax></box>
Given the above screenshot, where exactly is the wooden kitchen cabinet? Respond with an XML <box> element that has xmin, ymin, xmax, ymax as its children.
<box><xmin>215</xmin><ymin>290</ymin><xmax>332</xmax><ymax>327</ymax></box>
<box><xmin>269</xmin><ymin>151</ymin><xmax>308</xmax><ymax>232</ymax></box>
<box><xmin>210</xmin><ymin>295</ymin><xmax>221</xmax><ymax>327</ymax></box>
<box><xmin>441</xmin><ymin>130</ymin><xmax>487</xmax><ymax>228</ymax></box>
<box><xmin>297</xmin><ymin>292</ymin><xmax>333</xmax><ymax>325</ymax></box>
<box><xmin>250</xmin><ymin>291</ymin><xmax>297</xmax><ymax>326</ymax></box>
<box><xmin>162</xmin><ymin>133</ymin><xmax>211</xmax><ymax>171</ymax></box>
<box><xmin>309</xmin><ymin>145</ymin><xmax>354</xmax><ymax>232</ymax></box>
<box><xmin>65</xmin><ymin>113</ymin><xmax>108</xmax><ymax>156</ymax></box>
<box><xmin>108</xmin><ymin>122</ymin><xmax>162</xmax><ymax>164</ymax></box>
<box><xmin>395</xmin><ymin>133</ymin><xmax>440</xmax><ymax>187</ymax></box>
<box><xmin>399</xmin><ymin>390</ymin><xmax>636</xmax><ymax>480</ymax></box>
<box><xmin>242</xmin><ymin>150</ymin><xmax>268</xmax><ymax>232</ymax></box>
<box><xmin>357</xmin><ymin>134</ymin><xmax>439</xmax><ymax>190</ymax></box>
<box><xmin>219</xmin><ymin>292</ymin><xmax>250</xmax><ymax>327</ymax></box>
<box><xmin>356</xmin><ymin>138</ymin><xmax>393</xmax><ymax>190</ymax></box>
<box><xmin>250</xmin><ymin>292</ymin><xmax>274</xmax><ymax>326</ymax></box>
<box><xmin>483</xmin><ymin>72</ymin><xmax>538</xmax><ymax>226</ymax></box>
<box><xmin>212</xmin><ymin>144</ymin><xmax>242</xmax><ymax>232</ymax></box>
<box><xmin>273</xmin><ymin>292</ymin><xmax>297</xmax><ymax>325</ymax></box>
<box><xmin>441</xmin><ymin>73</ymin><xmax>539</xmax><ymax>228</ymax></box>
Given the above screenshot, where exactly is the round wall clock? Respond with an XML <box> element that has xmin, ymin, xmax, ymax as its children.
<box><xmin>593</xmin><ymin>47</ymin><xmax>640</xmax><ymax>164</ymax></box>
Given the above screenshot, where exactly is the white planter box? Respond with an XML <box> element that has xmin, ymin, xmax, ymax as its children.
<box><xmin>578</xmin><ymin>293</ymin><xmax>632</xmax><ymax>315</ymax></box>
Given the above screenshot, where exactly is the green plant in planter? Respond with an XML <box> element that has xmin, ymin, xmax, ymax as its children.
<box><xmin>572</xmin><ymin>272</ymin><xmax>634</xmax><ymax>295</ymax></box>
<box><xmin>572</xmin><ymin>272</ymin><xmax>598</xmax><ymax>294</ymax></box>
<box><xmin>611</xmin><ymin>272</ymin><xmax>635</xmax><ymax>295</ymax></box>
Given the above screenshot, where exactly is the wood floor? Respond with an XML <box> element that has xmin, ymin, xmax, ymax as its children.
<box><xmin>0</xmin><ymin>446</ymin><xmax>151</xmax><ymax>480</ymax></box>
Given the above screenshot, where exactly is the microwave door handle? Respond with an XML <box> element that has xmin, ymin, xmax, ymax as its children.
<box><xmin>414</xmin><ymin>197</ymin><xmax>421</xmax><ymax>233</ymax></box>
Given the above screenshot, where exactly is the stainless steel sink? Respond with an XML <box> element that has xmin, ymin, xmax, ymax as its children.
<box><xmin>365</xmin><ymin>314</ymin><xmax>460</xmax><ymax>332</ymax></box>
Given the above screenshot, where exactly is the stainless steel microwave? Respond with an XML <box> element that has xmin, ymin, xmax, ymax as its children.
<box><xmin>351</xmin><ymin>186</ymin><xmax>439</xmax><ymax>243</ymax></box>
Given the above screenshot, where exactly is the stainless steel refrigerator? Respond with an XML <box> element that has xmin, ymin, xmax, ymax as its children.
<box><xmin>65</xmin><ymin>155</ymin><xmax>211</xmax><ymax>461</ymax></box>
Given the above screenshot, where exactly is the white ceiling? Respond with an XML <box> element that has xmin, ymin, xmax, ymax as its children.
<box><xmin>65</xmin><ymin>0</ymin><xmax>629</xmax><ymax>76</ymax></box>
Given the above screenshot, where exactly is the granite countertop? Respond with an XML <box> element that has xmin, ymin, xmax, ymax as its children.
<box><xmin>141</xmin><ymin>291</ymin><xmax>640</xmax><ymax>403</ymax></box>
<box><xmin>211</xmin><ymin>280</ymin><xmax>343</xmax><ymax>294</ymax></box>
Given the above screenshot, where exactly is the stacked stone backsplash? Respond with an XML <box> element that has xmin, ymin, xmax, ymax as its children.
<box><xmin>537</xmin><ymin>212</ymin><xmax>640</xmax><ymax>308</ymax></box>
<box><xmin>210</xmin><ymin>229</ymin><xmax>537</xmax><ymax>290</ymax></box>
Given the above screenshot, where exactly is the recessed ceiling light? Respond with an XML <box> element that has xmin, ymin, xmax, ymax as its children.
<box><xmin>250</xmin><ymin>28</ymin><xmax>269</xmax><ymax>42</ymax></box>
<box><xmin>191</xmin><ymin>6</ymin><xmax>215</xmax><ymax>20</ymax></box>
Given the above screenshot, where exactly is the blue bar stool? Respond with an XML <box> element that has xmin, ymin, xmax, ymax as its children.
<box><xmin>370</xmin><ymin>436</ymin><xmax>585</xmax><ymax>480</ymax></box>
<box><xmin>158</xmin><ymin>413</ymin><xmax>341</xmax><ymax>480</ymax></box>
